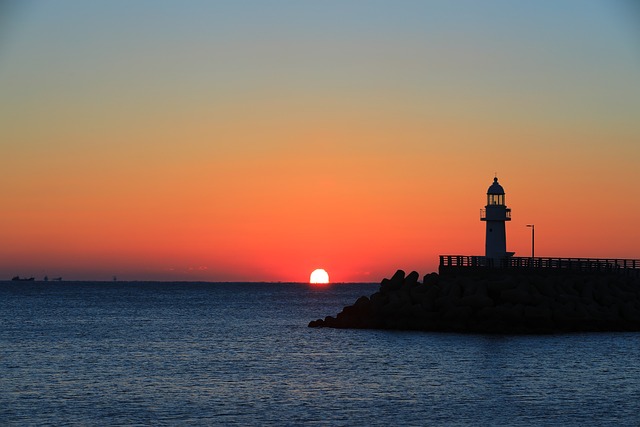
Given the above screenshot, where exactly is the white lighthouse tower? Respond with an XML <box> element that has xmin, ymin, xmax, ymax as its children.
<box><xmin>481</xmin><ymin>177</ymin><xmax>512</xmax><ymax>263</ymax></box>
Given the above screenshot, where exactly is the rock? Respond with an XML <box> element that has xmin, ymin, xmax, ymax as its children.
<box><xmin>487</xmin><ymin>276</ymin><xmax>516</xmax><ymax>295</ymax></box>
<box><xmin>308</xmin><ymin>319</ymin><xmax>324</xmax><ymax>327</ymax></box>
<box><xmin>493</xmin><ymin>303</ymin><xmax>525</xmax><ymax>323</ymax></box>
<box><xmin>499</xmin><ymin>288</ymin><xmax>531</xmax><ymax>305</ymax></box>
<box><xmin>379</xmin><ymin>278</ymin><xmax>392</xmax><ymax>293</ymax></box>
<box><xmin>459</xmin><ymin>294</ymin><xmax>494</xmax><ymax>309</ymax></box>
<box><xmin>621</xmin><ymin>302</ymin><xmax>640</xmax><ymax>323</ymax></box>
<box><xmin>460</xmin><ymin>280</ymin><xmax>480</xmax><ymax>298</ymax></box>
<box><xmin>580</xmin><ymin>283</ymin><xmax>595</xmax><ymax>301</ymax></box>
<box><xmin>407</xmin><ymin>303</ymin><xmax>425</xmax><ymax>319</ymax></box>
<box><xmin>434</xmin><ymin>294</ymin><xmax>458</xmax><ymax>312</ymax></box>
<box><xmin>353</xmin><ymin>296</ymin><xmax>371</xmax><ymax>313</ymax></box>
<box><xmin>423</xmin><ymin>272</ymin><xmax>439</xmax><ymax>286</ymax></box>
<box><xmin>424</xmin><ymin>284</ymin><xmax>441</xmax><ymax>302</ymax></box>
<box><xmin>410</xmin><ymin>283</ymin><xmax>428</xmax><ymax>298</ymax></box>
<box><xmin>309</xmin><ymin>269</ymin><xmax>640</xmax><ymax>333</ymax></box>
<box><xmin>523</xmin><ymin>305</ymin><xmax>553</xmax><ymax>323</ymax></box>
<box><xmin>380</xmin><ymin>270</ymin><xmax>405</xmax><ymax>293</ymax></box>
<box><xmin>403</xmin><ymin>271</ymin><xmax>420</xmax><ymax>288</ymax></box>
<box><xmin>391</xmin><ymin>269</ymin><xmax>405</xmax><ymax>283</ymax></box>
<box><xmin>441</xmin><ymin>281</ymin><xmax>463</xmax><ymax>299</ymax></box>
<box><xmin>369</xmin><ymin>292</ymin><xmax>387</xmax><ymax>313</ymax></box>
<box><xmin>441</xmin><ymin>305</ymin><xmax>473</xmax><ymax>322</ymax></box>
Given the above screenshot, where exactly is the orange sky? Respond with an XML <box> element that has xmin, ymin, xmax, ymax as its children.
<box><xmin>1</xmin><ymin>1</ymin><xmax>639</xmax><ymax>281</ymax></box>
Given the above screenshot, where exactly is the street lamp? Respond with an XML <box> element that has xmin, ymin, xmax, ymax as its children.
<box><xmin>526</xmin><ymin>224</ymin><xmax>535</xmax><ymax>259</ymax></box>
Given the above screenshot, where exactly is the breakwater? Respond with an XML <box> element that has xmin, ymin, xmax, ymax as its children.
<box><xmin>308</xmin><ymin>269</ymin><xmax>640</xmax><ymax>333</ymax></box>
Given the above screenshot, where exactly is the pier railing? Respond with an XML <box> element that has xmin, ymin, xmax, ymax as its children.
<box><xmin>439</xmin><ymin>255</ymin><xmax>640</xmax><ymax>276</ymax></box>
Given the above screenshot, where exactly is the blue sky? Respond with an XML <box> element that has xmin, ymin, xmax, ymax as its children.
<box><xmin>1</xmin><ymin>1</ymin><xmax>639</xmax><ymax>280</ymax></box>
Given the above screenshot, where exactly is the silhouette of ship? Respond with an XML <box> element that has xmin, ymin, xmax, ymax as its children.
<box><xmin>11</xmin><ymin>276</ymin><xmax>35</xmax><ymax>281</ymax></box>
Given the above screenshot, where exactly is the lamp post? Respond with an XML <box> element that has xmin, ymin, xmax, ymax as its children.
<box><xmin>526</xmin><ymin>224</ymin><xmax>535</xmax><ymax>260</ymax></box>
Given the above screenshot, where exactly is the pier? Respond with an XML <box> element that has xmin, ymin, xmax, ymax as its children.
<box><xmin>439</xmin><ymin>255</ymin><xmax>640</xmax><ymax>276</ymax></box>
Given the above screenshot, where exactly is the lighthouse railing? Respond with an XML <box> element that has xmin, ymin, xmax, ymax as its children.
<box><xmin>480</xmin><ymin>208</ymin><xmax>511</xmax><ymax>220</ymax></box>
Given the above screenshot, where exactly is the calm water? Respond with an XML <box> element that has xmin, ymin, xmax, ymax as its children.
<box><xmin>1</xmin><ymin>281</ymin><xmax>640</xmax><ymax>426</ymax></box>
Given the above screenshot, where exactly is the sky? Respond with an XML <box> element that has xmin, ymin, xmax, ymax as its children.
<box><xmin>1</xmin><ymin>0</ymin><xmax>639</xmax><ymax>282</ymax></box>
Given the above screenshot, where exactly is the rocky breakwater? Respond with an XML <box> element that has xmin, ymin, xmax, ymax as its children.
<box><xmin>308</xmin><ymin>269</ymin><xmax>640</xmax><ymax>333</ymax></box>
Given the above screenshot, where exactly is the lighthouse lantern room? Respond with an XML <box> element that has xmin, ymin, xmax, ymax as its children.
<box><xmin>481</xmin><ymin>177</ymin><xmax>512</xmax><ymax>262</ymax></box>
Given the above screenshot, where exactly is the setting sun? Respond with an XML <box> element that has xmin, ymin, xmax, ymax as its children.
<box><xmin>310</xmin><ymin>269</ymin><xmax>329</xmax><ymax>284</ymax></box>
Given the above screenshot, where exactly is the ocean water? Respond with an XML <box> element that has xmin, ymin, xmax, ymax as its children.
<box><xmin>1</xmin><ymin>281</ymin><xmax>640</xmax><ymax>426</ymax></box>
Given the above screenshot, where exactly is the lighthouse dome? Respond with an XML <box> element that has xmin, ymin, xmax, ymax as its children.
<box><xmin>487</xmin><ymin>177</ymin><xmax>505</xmax><ymax>195</ymax></box>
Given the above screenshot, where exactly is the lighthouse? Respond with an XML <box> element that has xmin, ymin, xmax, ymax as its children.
<box><xmin>481</xmin><ymin>177</ymin><xmax>512</xmax><ymax>263</ymax></box>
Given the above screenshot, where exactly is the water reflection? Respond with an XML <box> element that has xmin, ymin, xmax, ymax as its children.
<box><xmin>1</xmin><ymin>282</ymin><xmax>640</xmax><ymax>425</ymax></box>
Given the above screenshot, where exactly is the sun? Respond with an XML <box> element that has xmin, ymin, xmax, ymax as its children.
<box><xmin>310</xmin><ymin>268</ymin><xmax>330</xmax><ymax>284</ymax></box>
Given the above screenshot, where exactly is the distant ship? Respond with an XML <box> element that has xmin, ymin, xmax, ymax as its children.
<box><xmin>11</xmin><ymin>276</ymin><xmax>35</xmax><ymax>282</ymax></box>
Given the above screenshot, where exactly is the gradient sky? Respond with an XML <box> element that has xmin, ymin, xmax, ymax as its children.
<box><xmin>1</xmin><ymin>1</ymin><xmax>639</xmax><ymax>281</ymax></box>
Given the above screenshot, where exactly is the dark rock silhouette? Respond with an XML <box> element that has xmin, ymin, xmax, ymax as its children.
<box><xmin>308</xmin><ymin>270</ymin><xmax>640</xmax><ymax>333</ymax></box>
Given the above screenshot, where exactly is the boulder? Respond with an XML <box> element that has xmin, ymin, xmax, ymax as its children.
<box><xmin>499</xmin><ymin>287</ymin><xmax>531</xmax><ymax>305</ymax></box>
<box><xmin>459</xmin><ymin>294</ymin><xmax>494</xmax><ymax>309</ymax></box>
<box><xmin>441</xmin><ymin>305</ymin><xmax>473</xmax><ymax>322</ymax></box>
<box><xmin>493</xmin><ymin>303</ymin><xmax>525</xmax><ymax>323</ymax></box>
<box><xmin>403</xmin><ymin>271</ymin><xmax>420</xmax><ymax>288</ymax></box>
<box><xmin>308</xmin><ymin>319</ymin><xmax>324</xmax><ymax>328</ymax></box>
<box><xmin>410</xmin><ymin>283</ymin><xmax>428</xmax><ymax>297</ymax></box>
<box><xmin>309</xmin><ymin>269</ymin><xmax>640</xmax><ymax>333</ymax></box>
<box><xmin>523</xmin><ymin>305</ymin><xmax>553</xmax><ymax>323</ymax></box>
<box><xmin>423</xmin><ymin>272</ymin><xmax>439</xmax><ymax>286</ymax></box>
<box><xmin>621</xmin><ymin>302</ymin><xmax>640</xmax><ymax>323</ymax></box>
<box><xmin>380</xmin><ymin>270</ymin><xmax>405</xmax><ymax>293</ymax></box>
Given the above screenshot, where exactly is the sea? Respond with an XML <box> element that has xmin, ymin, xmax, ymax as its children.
<box><xmin>1</xmin><ymin>281</ymin><xmax>640</xmax><ymax>426</ymax></box>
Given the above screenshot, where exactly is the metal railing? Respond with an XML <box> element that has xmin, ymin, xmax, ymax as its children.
<box><xmin>439</xmin><ymin>255</ymin><xmax>640</xmax><ymax>275</ymax></box>
<box><xmin>480</xmin><ymin>209</ymin><xmax>511</xmax><ymax>220</ymax></box>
